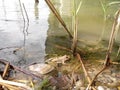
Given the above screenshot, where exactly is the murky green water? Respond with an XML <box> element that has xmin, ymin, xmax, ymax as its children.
<box><xmin>0</xmin><ymin>0</ymin><xmax>120</xmax><ymax>66</ymax></box>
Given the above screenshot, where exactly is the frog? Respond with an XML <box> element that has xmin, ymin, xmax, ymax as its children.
<box><xmin>45</xmin><ymin>55</ymin><xmax>70</xmax><ymax>64</ymax></box>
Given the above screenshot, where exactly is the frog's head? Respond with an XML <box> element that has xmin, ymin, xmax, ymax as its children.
<box><xmin>64</xmin><ymin>55</ymin><xmax>70</xmax><ymax>61</ymax></box>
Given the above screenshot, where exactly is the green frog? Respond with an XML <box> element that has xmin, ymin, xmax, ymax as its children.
<box><xmin>45</xmin><ymin>55</ymin><xmax>70</xmax><ymax>64</ymax></box>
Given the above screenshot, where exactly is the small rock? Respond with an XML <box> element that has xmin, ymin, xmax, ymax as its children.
<box><xmin>111</xmin><ymin>73</ymin><xmax>116</xmax><ymax>77</ymax></box>
<box><xmin>28</xmin><ymin>63</ymin><xmax>54</xmax><ymax>75</ymax></box>
<box><xmin>98</xmin><ymin>86</ymin><xmax>105</xmax><ymax>90</ymax></box>
<box><xmin>75</xmin><ymin>80</ymin><xmax>84</xmax><ymax>87</ymax></box>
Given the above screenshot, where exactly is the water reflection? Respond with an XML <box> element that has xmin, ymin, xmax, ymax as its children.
<box><xmin>45</xmin><ymin>0</ymin><xmax>120</xmax><ymax>60</ymax></box>
<box><xmin>0</xmin><ymin>0</ymin><xmax>120</xmax><ymax>66</ymax></box>
<box><xmin>2</xmin><ymin>0</ymin><xmax>7</xmax><ymax>20</ymax></box>
<box><xmin>34</xmin><ymin>3</ymin><xmax>39</xmax><ymax>19</ymax></box>
<box><xmin>45</xmin><ymin>0</ymin><xmax>71</xmax><ymax>55</ymax></box>
<box><xmin>0</xmin><ymin>0</ymin><xmax>49</xmax><ymax>66</ymax></box>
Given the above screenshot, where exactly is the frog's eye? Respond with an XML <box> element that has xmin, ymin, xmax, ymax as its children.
<box><xmin>66</xmin><ymin>56</ymin><xmax>69</xmax><ymax>58</ymax></box>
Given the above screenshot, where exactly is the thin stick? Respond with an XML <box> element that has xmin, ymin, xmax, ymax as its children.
<box><xmin>86</xmin><ymin>66</ymin><xmax>107</xmax><ymax>90</ymax></box>
<box><xmin>0</xmin><ymin>59</ymin><xmax>43</xmax><ymax>79</ymax></box>
<box><xmin>76</xmin><ymin>53</ymin><xmax>91</xmax><ymax>83</ymax></box>
<box><xmin>104</xmin><ymin>9</ymin><xmax>120</xmax><ymax>66</ymax></box>
<box><xmin>54</xmin><ymin>44</ymin><xmax>72</xmax><ymax>52</ymax></box>
<box><xmin>72</xmin><ymin>18</ymin><xmax>78</xmax><ymax>55</ymax></box>
<box><xmin>2</xmin><ymin>62</ymin><xmax>10</xmax><ymax>78</ymax></box>
<box><xmin>76</xmin><ymin>53</ymin><xmax>97</xmax><ymax>90</ymax></box>
<box><xmin>45</xmin><ymin>0</ymin><xmax>73</xmax><ymax>38</ymax></box>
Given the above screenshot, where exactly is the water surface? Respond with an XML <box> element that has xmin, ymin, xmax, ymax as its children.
<box><xmin>0</xmin><ymin>0</ymin><xmax>120</xmax><ymax>66</ymax></box>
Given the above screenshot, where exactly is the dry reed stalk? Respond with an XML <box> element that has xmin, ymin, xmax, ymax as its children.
<box><xmin>87</xmin><ymin>9</ymin><xmax>120</xmax><ymax>89</ymax></box>
<box><xmin>86</xmin><ymin>66</ymin><xmax>107</xmax><ymax>90</ymax></box>
<box><xmin>76</xmin><ymin>53</ymin><xmax>91</xmax><ymax>83</ymax></box>
<box><xmin>76</xmin><ymin>53</ymin><xmax>97</xmax><ymax>90</ymax></box>
<box><xmin>2</xmin><ymin>62</ymin><xmax>10</xmax><ymax>78</ymax></box>
<box><xmin>104</xmin><ymin>9</ymin><xmax>120</xmax><ymax>66</ymax></box>
<box><xmin>71</xmin><ymin>0</ymin><xmax>78</xmax><ymax>55</ymax></box>
<box><xmin>54</xmin><ymin>44</ymin><xmax>72</xmax><ymax>52</ymax></box>
<box><xmin>0</xmin><ymin>59</ymin><xmax>43</xmax><ymax>79</ymax></box>
<box><xmin>45</xmin><ymin>0</ymin><xmax>73</xmax><ymax>38</ymax></box>
<box><xmin>0</xmin><ymin>79</ymin><xmax>32</xmax><ymax>90</ymax></box>
<box><xmin>72</xmin><ymin>19</ymin><xmax>78</xmax><ymax>55</ymax></box>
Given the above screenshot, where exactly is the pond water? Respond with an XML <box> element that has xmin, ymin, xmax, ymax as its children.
<box><xmin>0</xmin><ymin>0</ymin><xmax>120</xmax><ymax>66</ymax></box>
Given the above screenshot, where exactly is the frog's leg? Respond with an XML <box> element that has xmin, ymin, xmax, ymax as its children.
<box><xmin>62</xmin><ymin>60</ymin><xmax>65</xmax><ymax>64</ymax></box>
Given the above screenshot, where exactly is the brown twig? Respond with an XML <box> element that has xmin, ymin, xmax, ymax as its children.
<box><xmin>76</xmin><ymin>53</ymin><xmax>91</xmax><ymax>83</ymax></box>
<box><xmin>76</xmin><ymin>53</ymin><xmax>97</xmax><ymax>90</ymax></box>
<box><xmin>45</xmin><ymin>0</ymin><xmax>73</xmax><ymax>38</ymax></box>
<box><xmin>0</xmin><ymin>59</ymin><xmax>43</xmax><ymax>79</ymax></box>
<box><xmin>86</xmin><ymin>66</ymin><xmax>107</xmax><ymax>90</ymax></box>
<box><xmin>2</xmin><ymin>62</ymin><xmax>10</xmax><ymax>78</ymax></box>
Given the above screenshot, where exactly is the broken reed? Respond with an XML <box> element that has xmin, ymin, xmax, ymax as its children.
<box><xmin>72</xmin><ymin>0</ymin><xmax>82</xmax><ymax>54</ymax></box>
<box><xmin>45</xmin><ymin>0</ymin><xmax>83</xmax><ymax>54</ymax></box>
<box><xmin>104</xmin><ymin>9</ymin><xmax>120</xmax><ymax>66</ymax></box>
<box><xmin>71</xmin><ymin>0</ymin><xmax>77</xmax><ymax>54</ymax></box>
